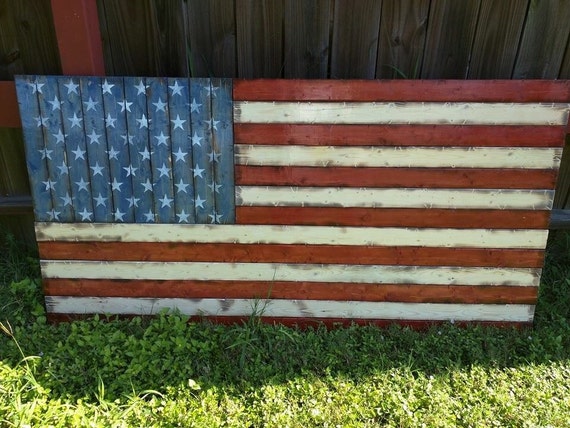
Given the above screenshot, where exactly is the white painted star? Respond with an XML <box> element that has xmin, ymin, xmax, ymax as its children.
<box><xmin>71</xmin><ymin>146</ymin><xmax>86</xmax><ymax>160</ymax></box>
<box><xmin>75</xmin><ymin>177</ymin><xmax>89</xmax><ymax>192</ymax></box>
<box><xmin>87</xmin><ymin>130</ymin><xmax>101</xmax><ymax>144</ymax></box>
<box><xmin>191</xmin><ymin>132</ymin><xmax>202</xmax><ymax>146</ymax></box>
<box><xmin>39</xmin><ymin>148</ymin><xmax>52</xmax><ymax>160</ymax></box>
<box><xmin>79</xmin><ymin>208</ymin><xmax>93</xmax><ymax>221</ymax></box>
<box><xmin>123</xmin><ymin>165</ymin><xmax>137</xmax><ymax>177</ymax></box>
<box><xmin>204</xmin><ymin>85</ymin><xmax>219</xmax><ymax>97</ymax></box>
<box><xmin>136</xmin><ymin>114</ymin><xmax>149</xmax><ymax>129</ymax></box>
<box><xmin>139</xmin><ymin>147</ymin><xmax>152</xmax><ymax>161</ymax></box>
<box><xmin>152</xmin><ymin>98</ymin><xmax>167</xmax><ymax>112</ymax></box>
<box><xmin>102</xmin><ymin>79</ymin><xmax>114</xmax><ymax>94</ymax></box>
<box><xmin>42</xmin><ymin>179</ymin><xmax>55</xmax><ymax>191</ymax></box>
<box><xmin>141</xmin><ymin>179</ymin><xmax>153</xmax><ymax>192</ymax></box>
<box><xmin>204</xmin><ymin>118</ymin><xmax>220</xmax><ymax>131</ymax></box>
<box><xmin>114</xmin><ymin>209</ymin><xmax>126</xmax><ymax>222</ymax></box>
<box><xmin>190</xmin><ymin>98</ymin><xmax>201</xmax><ymax>113</ymax></box>
<box><xmin>48</xmin><ymin>96</ymin><xmax>61</xmax><ymax>111</ymax></box>
<box><xmin>208</xmin><ymin>211</ymin><xmax>223</xmax><ymax>224</ymax></box>
<box><xmin>159</xmin><ymin>195</ymin><xmax>173</xmax><ymax>208</ymax></box>
<box><xmin>35</xmin><ymin>116</ymin><xmax>48</xmax><ymax>127</ymax></box>
<box><xmin>57</xmin><ymin>162</ymin><xmax>69</xmax><ymax>175</ymax></box>
<box><xmin>28</xmin><ymin>81</ymin><xmax>44</xmax><ymax>94</ymax></box>
<box><xmin>127</xmin><ymin>196</ymin><xmax>140</xmax><ymax>208</ymax></box>
<box><xmin>207</xmin><ymin>151</ymin><xmax>221</xmax><ymax>163</ymax></box>
<box><xmin>111</xmin><ymin>178</ymin><xmax>123</xmax><ymax>191</ymax></box>
<box><xmin>175</xmin><ymin>179</ymin><xmax>189</xmax><ymax>193</ymax></box>
<box><xmin>107</xmin><ymin>147</ymin><xmax>120</xmax><ymax>160</ymax></box>
<box><xmin>157</xmin><ymin>163</ymin><xmax>171</xmax><ymax>178</ymax></box>
<box><xmin>177</xmin><ymin>209</ymin><xmax>190</xmax><ymax>223</ymax></box>
<box><xmin>47</xmin><ymin>209</ymin><xmax>60</xmax><ymax>221</ymax></box>
<box><xmin>90</xmin><ymin>162</ymin><xmax>104</xmax><ymax>176</ymax></box>
<box><xmin>154</xmin><ymin>131</ymin><xmax>169</xmax><ymax>146</ymax></box>
<box><xmin>64</xmin><ymin>80</ymin><xmax>79</xmax><ymax>95</ymax></box>
<box><xmin>193</xmin><ymin>164</ymin><xmax>205</xmax><ymax>178</ymax></box>
<box><xmin>169</xmin><ymin>80</ymin><xmax>183</xmax><ymax>96</ymax></box>
<box><xmin>194</xmin><ymin>194</ymin><xmax>205</xmax><ymax>209</ymax></box>
<box><xmin>68</xmin><ymin>113</ymin><xmax>83</xmax><ymax>128</ymax></box>
<box><xmin>208</xmin><ymin>181</ymin><xmax>222</xmax><ymax>194</ymax></box>
<box><xmin>134</xmin><ymin>80</ymin><xmax>147</xmax><ymax>95</ymax></box>
<box><xmin>171</xmin><ymin>114</ymin><xmax>186</xmax><ymax>130</ymax></box>
<box><xmin>117</xmin><ymin>99</ymin><xmax>133</xmax><ymax>112</ymax></box>
<box><xmin>173</xmin><ymin>147</ymin><xmax>187</xmax><ymax>162</ymax></box>
<box><xmin>52</xmin><ymin>129</ymin><xmax>66</xmax><ymax>144</ymax></box>
<box><xmin>94</xmin><ymin>193</ymin><xmax>107</xmax><ymax>207</ymax></box>
<box><xmin>83</xmin><ymin>97</ymin><xmax>98</xmax><ymax>112</ymax></box>
<box><xmin>143</xmin><ymin>210</ymin><xmax>155</xmax><ymax>222</ymax></box>
<box><xmin>60</xmin><ymin>192</ymin><xmax>72</xmax><ymax>206</ymax></box>
<box><xmin>121</xmin><ymin>134</ymin><xmax>134</xmax><ymax>145</ymax></box>
<box><xmin>105</xmin><ymin>114</ymin><xmax>117</xmax><ymax>128</ymax></box>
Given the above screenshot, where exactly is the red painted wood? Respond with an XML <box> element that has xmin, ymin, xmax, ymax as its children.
<box><xmin>234</xmin><ymin>79</ymin><xmax>570</xmax><ymax>102</ymax></box>
<box><xmin>235</xmin><ymin>166</ymin><xmax>558</xmax><ymax>189</ymax></box>
<box><xmin>50</xmin><ymin>0</ymin><xmax>105</xmax><ymax>75</ymax></box>
<box><xmin>43</xmin><ymin>279</ymin><xmax>538</xmax><ymax>304</ymax></box>
<box><xmin>236</xmin><ymin>207</ymin><xmax>551</xmax><ymax>230</ymax></box>
<box><xmin>0</xmin><ymin>82</ymin><xmax>21</xmax><ymax>128</ymax></box>
<box><xmin>38</xmin><ymin>241</ymin><xmax>545</xmax><ymax>267</ymax></box>
<box><xmin>234</xmin><ymin>124</ymin><xmax>566</xmax><ymax>147</ymax></box>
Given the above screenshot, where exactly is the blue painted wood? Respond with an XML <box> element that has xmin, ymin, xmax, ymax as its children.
<box><xmin>190</xmin><ymin>78</ymin><xmax>215</xmax><ymax>223</ymax></box>
<box><xmin>80</xmin><ymin>77</ymin><xmax>113</xmax><ymax>222</ymax></box>
<box><xmin>101</xmin><ymin>77</ymin><xmax>134</xmax><ymax>223</ymax></box>
<box><xmin>211</xmin><ymin>78</ymin><xmax>235</xmax><ymax>224</ymax></box>
<box><xmin>148</xmin><ymin>77</ymin><xmax>175</xmax><ymax>223</ymax></box>
<box><xmin>57</xmin><ymin>77</ymin><xmax>95</xmax><ymax>222</ymax></box>
<box><xmin>124</xmin><ymin>77</ymin><xmax>153</xmax><ymax>223</ymax></box>
<box><xmin>14</xmin><ymin>75</ymin><xmax>53</xmax><ymax>221</ymax></box>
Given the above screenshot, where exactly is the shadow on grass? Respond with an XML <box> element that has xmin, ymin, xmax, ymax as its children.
<box><xmin>1</xmin><ymin>230</ymin><xmax>570</xmax><ymax>401</ymax></box>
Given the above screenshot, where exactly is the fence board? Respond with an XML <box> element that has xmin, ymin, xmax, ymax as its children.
<box><xmin>421</xmin><ymin>0</ymin><xmax>481</xmax><ymax>78</ymax></box>
<box><xmin>375</xmin><ymin>0</ymin><xmax>429</xmax><ymax>79</ymax></box>
<box><xmin>468</xmin><ymin>0</ymin><xmax>528</xmax><ymax>79</ymax></box>
<box><xmin>330</xmin><ymin>0</ymin><xmax>382</xmax><ymax>78</ymax></box>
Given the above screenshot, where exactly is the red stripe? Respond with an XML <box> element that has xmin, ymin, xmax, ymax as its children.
<box><xmin>236</xmin><ymin>207</ymin><xmax>550</xmax><ymax>230</ymax></box>
<box><xmin>235</xmin><ymin>166</ymin><xmax>557</xmax><ymax>189</ymax></box>
<box><xmin>43</xmin><ymin>279</ymin><xmax>537</xmax><ymax>304</ymax></box>
<box><xmin>233</xmin><ymin>79</ymin><xmax>570</xmax><ymax>102</ymax></box>
<box><xmin>38</xmin><ymin>242</ymin><xmax>545</xmax><ymax>267</ymax></box>
<box><xmin>234</xmin><ymin>124</ymin><xmax>566</xmax><ymax>147</ymax></box>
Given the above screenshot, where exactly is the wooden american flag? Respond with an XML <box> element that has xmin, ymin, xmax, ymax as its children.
<box><xmin>15</xmin><ymin>76</ymin><xmax>570</xmax><ymax>326</ymax></box>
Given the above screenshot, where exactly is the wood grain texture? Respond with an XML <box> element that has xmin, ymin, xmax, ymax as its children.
<box><xmin>513</xmin><ymin>0</ymin><xmax>570</xmax><ymax>78</ymax></box>
<box><xmin>376</xmin><ymin>0</ymin><xmax>429</xmax><ymax>79</ymax></box>
<box><xmin>236</xmin><ymin>0</ymin><xmax>284</xmax><ymax>78</ymax></box>
<box><xmin>468</xmin><ymin>0</ymin><xmax>527</xmax><ymax>79</ymax></box>
<box><xmin>330</xmin><ymin>0</ymin><xmax>382</xmax><ymax>78</ymax></box>
<box><xmin>420</xmin><ymin>0</ymin><xmax>481</xmax><ymax>78</ymax></box>
<box><xmin>43</xmin><ymin>279</ymin><xmax>538</xmax><ymax>304</ymax></box>
<box><xmin>38</xmin><ymin>241</ymin><xmax>545</xmax><ymax>267</ymax></box>
<box><xmin>283</xmin><ymin>0</ymin><xmax>331</xmax><ymax>78</ymax></box>
<box><xmin>0</xmin><ymin>82</ymin><xmax>21</xmax><ymax>127</ymax></box>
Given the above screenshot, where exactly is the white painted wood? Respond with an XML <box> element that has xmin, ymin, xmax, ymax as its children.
<box><xmin>35</xmin><ymin>223</ymin><xmax>548</xmax><ymax>249</ymax></box>
<box><xmin>234</xmin><ymin>101</ymin><xmax>570</xmax><ymax>125</ymax></box>
<box><xmin>234</xmin><ymin>145</ymin><xmax>562</xmax><ymax>170</ymax></box>
<box><xmin>44</xmin><ymin>296</ymin><xmax>535</xmax><ymax>322</ymax></box>
<box><xmin>41</xmin><ymin>261</ymin><xmax>540</xmax><ymax>286</ymax></box>
<box><xmin>236</xmin><ymin>186</ymin><xmax>554</xmax><ymax>210</ymax></box>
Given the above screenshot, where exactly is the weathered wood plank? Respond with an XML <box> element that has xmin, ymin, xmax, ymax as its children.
<box><xmin>44</xmin><ymin>296</ymin><xmax>535</xmax><ymax>322</ymax></box>
<box><xmin>234</xmin><ymin>102</ymin><xmax>570</xmax><ymax>125</ymax></box>
<box><xmin>38</xmin><ymin>241</ymin><xmax>545</xmax><ymax>267</ymax></box>
<box><xmin>0</xmin><ymin>82</ymin><xmax>21</xmax><ymax>127</ymax></box>
<box><xmin>234</xmin><ymin>145</ymin><xmax>562</xmax><ymax>169</ymax></box>
<box><xmin>468</xmin><ymin>0</ymin><xmax>527</xmax><ymax>79</ymax></box>
<box><xmin>376</xmin><ymin>0</ymin><xmax>429</xmax><ymax>78</ymax></box>
<box><xmin>34</xmin><ymin>223</ymin><xmax>548</xmax><ymax>249</ymax></box>
<box><xmin>283</xmin><ymin>0</ymin><xmax>331</xmax><ymax>78</ymax></box>
<box><xmin>330</xmin><ymin>0</ymin><xmax>382</xmax><ymax>78</ymax></box>
<box><xmin>421</xmin><ymin>0</ymin><xmax>481</xmax><ymax>78</ymax></box>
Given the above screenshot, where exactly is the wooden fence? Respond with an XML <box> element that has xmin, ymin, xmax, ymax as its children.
<box><xmin>1</xmin><ymin>0</ymin><xmax>570</xmax><ymax>243</ymax></box>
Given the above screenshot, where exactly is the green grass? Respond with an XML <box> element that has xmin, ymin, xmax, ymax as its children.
<box><xmin>1</xmin><ymin>231</ymin><xmax>570</xmax><ymax>427</ymax></box>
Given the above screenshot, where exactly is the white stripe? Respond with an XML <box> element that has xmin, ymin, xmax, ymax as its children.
<box><xmin>234</xmin><ymin>145</ymin><xmax>562</xmax><ymax>169</ymax></box>
<box><xmin>44</xmin><ymin>296</ymin><xmax>534</xmax><ymax>322</ymax></box>
<box><xmin>40</xmin><ymin>261</ymin><xmax>540</xmax><ymax>286</ymax></box>
<box><xmin>35</xmin><ymin>223</ymin><xmax>548</xmax><ymax>249</ymax></box>
<box><xmin>234</xmin><ymin>101</ymin><xmax>570</xmax><ymax>125</ymax></box>
<box><xmin>236</xmin><ymin>187</ymin><xmax>553</xmax><ymax>210</ymax></box>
